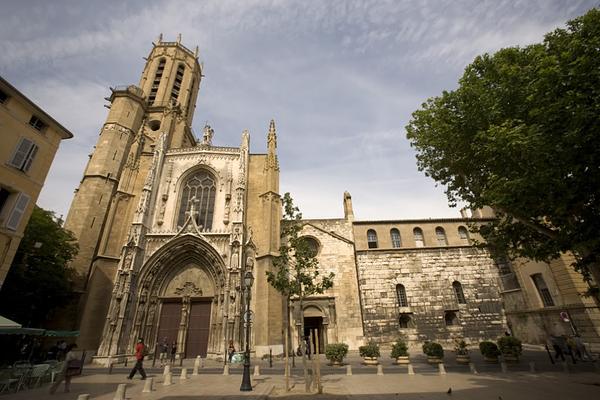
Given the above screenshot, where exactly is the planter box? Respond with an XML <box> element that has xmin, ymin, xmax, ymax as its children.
<box><xmin>427</xmin><ymin>356</ymin><xmax>443</xmax><ymax>364</ymax></box>
<box><xmin>329</xmin><ymin>360</ymin><xmax>343</xmax><ymax>366</ymax></box>
<box><xmin>503</xmin><ymin>354</ymin><xmax>520</xmax><ymax>363</ymax></box>
<box><xmin>456</xmin><ymin>354</ymin><xmax>471</xmax><ymax>364</ymax></box>
<box><xmin>484</xmin><ymin>356</ymin><xmax>499</xmax><ymax>363</ymax></box>
<box><xmin>363</xmin><ymin>357</ymin><xmax>379</xmax><ymax>366</ymax></box>
<box><xmin>396</xmin><ymin>356</ymin><xmax>410</xmax><ymax>365</ymax></box>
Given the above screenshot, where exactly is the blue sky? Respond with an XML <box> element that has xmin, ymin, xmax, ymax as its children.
<box><xmin>1</xmin><ymin>0</ymin><xmax>596</xmax><ymax>220</ymax></box>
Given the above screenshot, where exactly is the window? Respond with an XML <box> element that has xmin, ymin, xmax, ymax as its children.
<box><xmin>444</xmin><ymin>310</ymin><xmax>458</xmax><ymax>326</ymax></box>
<box><xmin>0</xmin><ymin>187</ymin><xmax>10</xmax><ymax>214</ymax></box>
<box><xmin>452</xmin><ymin>281</ymin><xmax>466</xmax><ymax>304</ymax></box>
<box><xmin>413</xmin><ymin>227</ymin><xmax>424</xmax><ymax>247</ymax></box>
<box><xmin>367</xmin><ymin>229</ymin><xmax>378</xmax><ymax>248</ymax></box>
<box><xmin>177</xmin><ymin>170</ymin><xmax>216</xmax><ymax>230</ymax></box>
<box><xmin>9</xmin><ymin>138</ymin><xmax>38</xmax><ymax>172</ymax></box>
<box><xmin>396</xmin><ymin>284</ymin><xmax>408</xmax><ymax>307</ymax></box>
<box><xmin>390</xmin><ymin>228</ymin><xmax>401</xmax><ymax>248</ymax></box>
<box><xmin>302</xmin><ymin>237</ymin><xmax>320</xmax><ymax>257</ymax></box>
<box><xmin>496</xmin><ymin>258</ymin><xmax>520</xmax><ymax>291</ymax></box>
<box><xmin>458</xmin><ymin>226</ymin><xmax>470</xmax><ymax>243</ymax></box>
<box><xmin>28</xmin><ymin>115</ymin><xmax>46</xmax><ymax>131</ymax></box>
<box><xmin>0</xmin><ymin>89</ymin><xmax>8</xmax><ymax>104</ymax></box>
<box><xmin>148</xmin><ymin>58</ymin><xmax>165</xmax><ymax>104</ymax></box>
<box><xmin>171</xmin><ymin>64</ymin><xmax>185</xmax><ymax>103</ymax></box>
<box><xmin>5</xmin><ymin>192</ymin><xmax>30</xmax><ymax>231</ymax></box>
<box><xmin>435</xmin><ymin>227</ymin><xmax>448</xmax><ymax>246</ymax></box>
<box><xmin>399</xmin><ymin>313</ymin><xmax>412</xmax><ymax>328</ymax></box>
<box><xmin>531</xmin><ymin>273</ymin><xmax>555</xmax><ymax>307</ymax></box>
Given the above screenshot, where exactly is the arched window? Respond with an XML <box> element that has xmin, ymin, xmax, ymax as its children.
<box><xmin>444</xmin><ymin>310</ymin><xmax>458</xmax><ymax>326</ymax></box>
<box><xmin>399</xmin><ymin>313</ymin><xmax>412</xmax><ymax>328</ymax></box>
<box><xmin>458</xmin><ymin>226</ymin><xmax>470</xmax><ymax>244</ymax></box>
<box><xmin>177</xmin><ymin>170</ymin><xmax>216</xmax><ymax>229</ymax></box>
<box><xmin>531</xmin><ymin>273</ymin><xmax>555</xmax><ymax>307</ymax></box>
<box><xmin>390</xmin><ymin>228</ymin><xmax>401</xmax><ymax>248</ymax></box>
<box><xmin>171</xmin><ymin>63</ymin><xmax>185</xmax><ymax>103</ymax></box>
<box><xmin>435</xmin><ymin>227</ymin><xmax>448</xmax><ymax>246</ymax></box>
<box><xmin>396</xmin><ymin>284</ymin><xmax>408</xmax><ymax>307</ymax></box>
<box><xmin>148</xmin><ymin>58</ymin><xmax>165</xmax><ymax>105</ymax></box>
<box><xmin>452</xmin><ymin>281</ymin><xmax>466</xmax><ymax>304</ymax></box>
<box><xmin>302</xmin><ymin>237</ymin><xmax>320</xmax><ymax>258</ymax></box>
<box><xmin>367</xmin><ymin>229</ymin><xmax>378</xmax><ymax>249</ymax></box>
<box><xmin>413</xmin><ymin>227</ymin><xmax>424</xmax><ymax>247</ymax></box>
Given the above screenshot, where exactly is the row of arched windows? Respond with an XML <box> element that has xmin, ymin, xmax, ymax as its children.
<box><xmin>395</xmin><ymin>281</ymin><xmax>466</xmax><ymax>308</ymax></box>
<box><xmin>367</xmin><ymin>226</ymin><xmax>470</xmax><ymax>249</ymax></box>
<box><xmin>148</xmin><ymin>58</ymin><xmax>187</xmax><ymax>105</ymax></box>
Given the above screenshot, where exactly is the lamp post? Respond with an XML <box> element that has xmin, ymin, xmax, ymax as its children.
<box><xmin>240</xmin><ymin>270</ymin><xmax>254</xmax><ymax>391</ymax></box>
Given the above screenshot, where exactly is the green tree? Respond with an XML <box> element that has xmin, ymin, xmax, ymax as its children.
<box><xmin>266</xmin><ymin>192</ymin><xmax>334</xmax><ymax>392</ymax></box>
<box><xmin>0</xmin><ymin>206</ymin><xmax>78</xmax><ymax>326</ymax></box>
<box><xmin>405</xmin><ymin>9</ymin><xmax>600</xmax><ymax>293</ymax></box>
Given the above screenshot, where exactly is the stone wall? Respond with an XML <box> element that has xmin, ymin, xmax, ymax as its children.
<box><xmin>356</xmin><ymin>247</ymin><xmax>506</xmax><ymax>346</ymax></box>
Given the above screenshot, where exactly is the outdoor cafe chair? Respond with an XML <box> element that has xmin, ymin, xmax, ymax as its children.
<box><xmin>0</xmin><ymin>369</ymin><xmax>18</xmax><ymax>394</ymax></box>
<box><xmin>28</xmin><ymin>364</ymin><xmax>50</xmax><ymax>388</ymax></box>
<box><xmin>49</xmin><ymin>361</ymin><xmax>64</xmax><ymax>383</ymax></box>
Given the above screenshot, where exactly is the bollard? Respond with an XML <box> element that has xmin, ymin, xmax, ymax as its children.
<box><xmin>193</xmin><ymin>363</ymin><xmax>199</xmax><ymax>376</ymax></box>
<box><xmin>223</xmin><ymin>364</ymin><xmax>229</xmax><ymax>376</ymax></box>
<box><xmin>594</xmin><ymin>361</ymin><xmax>600</xmax><ymax>372</ymax></box>
<box><xmin>193</xmin><ymin>355</ymin><xmax>201</xmax><ymax>375</ymax></box>
<box><xmin>253</xmin><ymin>365</ymin><xmax>260</xmax><ymax>376</ymax></box>
<box><xmin>113</xmin><ymin>383</ymin><xmax>127</xmax><ymax>400</ymax></box>
<box><xmin>163</xmin><ymin>372</ymin><xmax>173</xmax><ymax>386</ymax></box>
<box><xmin>77</xmin><ymin>395</ymin><xmax>90</xmax><ymax>400</ymax></box>
<box><xmin>181</xmin><ymin>367</ymin><xmax>188</xmax><ymax>380</ymax></box>
<box><xmin>377</xmin><ymin>364</ymin><xmax>384</xmax><ymax>375</ymax></box>
<box><xmin>163</xmin><ymin>364</ymin><xmax>171</xmax><ymax>376</ymax></box>
<box><xmin>108</xmin><ymin>363</ymin><xmax>113</xmax><ymax>375</ymax></box>
<box><xmin>529</xmin><ymin>361</ymin><xmax>536</xmax><ymax>373</ymax></box>
<box><xmin>142</xmin><ymin>377</ymin><xmax>154</xmax><ymax>393</ymax></box>
<box><xmin>562</xmin><ymin>361</ymin><xmax>570</xmax><ymax>373</ymax></box>
<box><xmin>501</xmin><ymin>362</ymin><xmax>508</xmax><ymax>373</ymax></box>
<box><xmin>407</xmin><ymin>363</ymin><xmax>415</xmax><ymax>375</ymax></box>
<box><xmin>346</xmin><ymin>364</ymin><xmax>352</xmax><ymax>375</ymax></box>
<box><xmin>469</xmin><ymin>362</ymin><xmax>478</xmax><ymax>374</ymax></box>
<box><xmin>438</xmin><ymin>363</ymin><xmax>446</xmax><ymax>375</ymax></box>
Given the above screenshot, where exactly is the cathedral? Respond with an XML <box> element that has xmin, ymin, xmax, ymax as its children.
<box><xmin>64</xmin><ymin>37</ymin><xmax>507</xmax><ymax>362</ymax></box>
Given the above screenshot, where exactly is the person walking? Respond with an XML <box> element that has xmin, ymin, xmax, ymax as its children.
<box><xmin>127</xmin><ymin>338</ymin><xmax>147</xmax><ymax>380</ymax></box>
<box><xmin>227</xmin><ymin>340</ymin><xmax>236</xmax><ymax>363</ymax></box>
<box><xmin>159</xmin><ymin>337</ymin><xmax>169</xmax><ymax>367</ymax></box>
<box><xmin>170</xmin><ymin>341</ymin><xmax>177</xmax><ymax>365</ymax></box>
<box><xmin>49</xmin><ymin>343</ymin><xmax>79</xmax><ymax>394</ymax></box>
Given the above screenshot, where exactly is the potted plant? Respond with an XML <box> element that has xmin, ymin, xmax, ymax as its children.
<box><xmin>359</xmin><ymin>341</ymin><xmax>380</xmax><ymax>365</ymax></box>
<box><xmin>479</xmin><ymin>341</ymin><xmax>500</xmax><ymax>363</ymax></box>
<box><xmin>325</xmin><ymin>343</ymin><xmax>349</xmax><ymax>365</ymax></box>
<box><xmin>391</xmin><ymin>338</ymin><xmax>410</xmax><ymax>364</ymax></box>
<box><xmin>422</xmin><ymin>341</ymin><xmax>444</xmax><ymax>364</ymax></box>
<box><xmin>497</xmin><ymin>336</ymin><xmax>522</xmax><ymax>362</ymax></box>
<box><xmin>454</xmin><ymin>340</ymin><xmax>470</xmax><ymax>364</ymax></box>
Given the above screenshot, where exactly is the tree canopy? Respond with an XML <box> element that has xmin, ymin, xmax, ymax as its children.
<box><xmin>0</xmin><ymin>206</ymin><xmax>78</xmax><ymax>326</ymax></box>
<box><xmin>405</xmin><ymin>9</ymin><xmax>600</xmax><ymax>287</ymax></box>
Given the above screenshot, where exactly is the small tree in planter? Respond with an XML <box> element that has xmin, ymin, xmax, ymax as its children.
<box><xmin>454</xmin><ymin>340</ymin><xmax>470</xmax><ymax>364</ymax></box>
<box><xmin>497</xmin><ymin>336</ymin><xmax>522</xmax><ymax>362</ymax></box>
<box><xmin>391</xmin><ymin>338</ymin><xmax>410</xmax><ymax>364</ymax></box>
<box><xmin>325</xmin><ymin>343</ymin><xmax>349</xmax><ymax>365</ymax></box>
<box><xmin>359</xmin><ymin>341</ymin><xmax>381</xmax><ymax>365</ymax></box>
<box><xmin>422</xmin><ymin>341</ymin><xmax>444</xmax><ymax>363</ymax></box>
<box><xmin>479</xmin><ymin>341</ymin><xmax>501</xmax><ymax>363</ymax></box>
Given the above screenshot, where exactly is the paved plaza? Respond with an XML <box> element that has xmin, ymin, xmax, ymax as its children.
<box><xmin>3</xmin><ymin>348</ymin><xmax>599</xmax><ymax>399</ymax></box>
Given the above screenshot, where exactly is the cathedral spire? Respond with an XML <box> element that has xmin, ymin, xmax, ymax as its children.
<box><xmin>266</xmin><ymin>119</ymin><xmax>279</xmax><ymax>171</ymax></box>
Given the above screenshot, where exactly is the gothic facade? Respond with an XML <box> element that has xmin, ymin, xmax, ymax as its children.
<box><xmin>65</xmin><ymin>38</ymin><xmax>509</xmax><ymax>362</ymax></box>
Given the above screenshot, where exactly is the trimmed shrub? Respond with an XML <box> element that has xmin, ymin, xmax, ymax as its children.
<box><xmin>325</xmin><ymin>343</ymin><xmax>349</xmax><ymax>363</ymax></box>
<box><xmin>497</xmin><ymin>336</ymin><xmax>522</xmax><ymax>357</ymax></box>
<box><xmin>391</xmin><ymin>338</ymin><xmax>409</xmax><ymax>358</ymax></box>
<box><xmin>422</xmin><ymin>341</ymin><xmax>444</xmax><ymax>358</ymax></box>
<box><xmin>359</xmin><ymin>341</ymin><xmax>381</xmax><ymax>358</ymax></box>
<box><xmin>479</xmin><ymin>341</ymin><xmax>500</xmax><ymax>358</ymax></box>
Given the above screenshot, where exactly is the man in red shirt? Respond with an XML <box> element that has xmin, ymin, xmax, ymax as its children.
<box><xmin>127</xmin><ymin>337</ymin><xmax>147</xmax><ymax>380</ymax></box>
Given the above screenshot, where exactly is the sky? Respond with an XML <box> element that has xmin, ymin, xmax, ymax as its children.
<box><xmin>1</xmin><ymin>0</ymin><xmax>596</xmax><ymax>221</ymax></box>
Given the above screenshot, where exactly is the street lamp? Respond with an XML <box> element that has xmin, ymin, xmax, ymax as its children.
<box><xmin>240</xmin><ymin>270</ymin><xmax>254</xmax><ymax>391</ymax></box>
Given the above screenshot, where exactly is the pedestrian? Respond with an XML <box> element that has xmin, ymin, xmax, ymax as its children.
<box><xmin>159</xmin><ymin>337</ymin><xmax>169</xmax><ymax>367</ymax></box>
<box><xmin>127</xmin><ymin>337</ymin><xmax>147</xmax><ymax>380</ymax></box>
<box><xmin>227</xmin><ymin>340</ymin><xmax>236</xmax><ymax>363</ymax></box>
<box><xmin>170</xmin><ymin>341</ymin><xmax>177</xmax><ymax>365</ymax></box>
<box><xmin>49</xmin><ymin>343</ymin><xmax>79</xmax><ymax>394</ymax></box>
<box><xmin>550</xmin><ymin>335</ymin><xmax>565</xmax><ymax>361</ymax></box>
<box><xmin>574</xmin><ymin>334</ymin><xmax>593</xmax><ymax>361</ymax></box>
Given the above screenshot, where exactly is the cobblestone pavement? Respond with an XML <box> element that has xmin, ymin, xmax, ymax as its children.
<box><xmin>2</xmin><ymin>348</ymin><xmax>598</xmax><ymax>399</ymax></box>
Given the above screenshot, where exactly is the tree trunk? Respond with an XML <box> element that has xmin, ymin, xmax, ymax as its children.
<box><xmin>299</xmin><ymin>294</ymin><xmax>310</xmax><ymax>393</ymax></box>
<box><xmin>284</xmin><ymin>296</ymin><xmax>290</xmax><ymax>392</ymax></box>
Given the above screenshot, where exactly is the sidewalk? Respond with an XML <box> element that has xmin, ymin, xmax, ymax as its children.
<box><xmin>2</xmin><ymin>348</ymin><xmax>598</xmax><ymax>399</ymax></box>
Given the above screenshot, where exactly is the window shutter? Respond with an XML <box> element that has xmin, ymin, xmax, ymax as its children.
<box><xmin>6</xmin><ymin>192</ymin><xmax>30</xmax><ymax>231</ymax></box>
<box><xmin>23</xmin><ymin>143</ymin><xmax>38</xmax><ymax>172</ymax></box>
<box><xmin>10</xmin><ymin>138</ymin><xmax>34</xmax><ymax>169</ymax></box>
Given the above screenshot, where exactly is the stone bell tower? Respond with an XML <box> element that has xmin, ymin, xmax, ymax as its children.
<box><xmin>64</xmin><ymin>34</ymin><xmax>203</xmax><ymax>350</ymax></box>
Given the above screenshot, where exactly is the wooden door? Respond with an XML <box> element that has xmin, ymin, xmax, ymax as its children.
<box><xmin>157</xmin><ymin>302</ymin><xmax>182</xmax><ymax>351</ymax></box>
<box><xmin>185</xmin><ymin>300</ymin><xmax>211</xmax><ymax>357</ymax></box>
